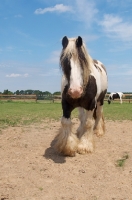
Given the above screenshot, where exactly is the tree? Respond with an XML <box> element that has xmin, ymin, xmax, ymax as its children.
<box><xmin>19</xmin><ymin>90</ymin><xmax>25</xmax><ymax>95</ymax></box>
<box><xmin>53</xmin><ymin>91</ymin><xmax>61</xmax><ymax>95</ymax></box>
<box><xmin>15</xmin><ymin>90</ymin><xmax>20</xmax><ymax>95</ymax></box>
<box><xmin>43</xmin><ymin>91</ymin><xmax>52</xmax><ymax>96</ymax></box>
<box><xmin>3</xmin><ymin>89</ymin><xmax>13</xmax><ymax>95</ymax></box>
<box><xmin>34</xmin><ymin>90</ymin><xmax>41</xmax><ymax>95</ymax></box>
<box><xmin>25</xmin><ymin>90</ymin><xmax>33</xmax><ymax>95</ymax></box>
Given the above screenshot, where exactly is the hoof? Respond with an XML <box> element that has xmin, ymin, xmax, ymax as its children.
<box><xmin>61</xmin><ymin>149</ymin><xmax>76</xmax><ymax>157</ymax></box>
<box><xmin>54</xmin><ymin>134</ymin><xmax>78</xmax><ymax>157</ymax></box>
<box><xmin>77</xmin><ymin>141</ymin><xmax>94</xmax><ymax>154</ymax></box>
<box><xmin>94</xmin><ymin>129</ymin><xmax>104</xmax><ymax>137</ymax></box>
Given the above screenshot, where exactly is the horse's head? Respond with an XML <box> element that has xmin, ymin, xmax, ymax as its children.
<box><xmin>108</xmin><ymin>99</ymin><xmax>111</xmax><ymax>104</ymax></box>
<box><xmin>108</xmin><ymin>95</ymin><xmax>112</xmax><ymax>104</ymax></box>
<box><xmin>60</xmin><ymin>36</ymin><xmax>90</xmax><ymax>99</ymax></box>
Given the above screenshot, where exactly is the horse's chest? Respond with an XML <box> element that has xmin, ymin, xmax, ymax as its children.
<box><xmin>62</xmin><ymin>75</ymin><xmax>97</xmax><ymax>110</ymax></box>
<box><xmin>63</xmin><ymin>91</ymin><xmax>97</xmax><ymax>111</ymax></box>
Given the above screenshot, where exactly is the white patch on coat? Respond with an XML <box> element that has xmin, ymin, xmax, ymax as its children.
<box><xmin>91</xmin><ymin>60</ymin><xmax>108</xmax><ymax>100</ymax></box>
<box><xmin>69</xmin><ymin>58</ymin><xmax>83</xmax><ymax>90</ymax></box>
<box><xmin>55</xmin><ymin>117</ymin><xmax>79</xmax><ymax>156</ymax></box>
<box><xmin>117</xmin><ymin>92</ymin><xmax>123</xmax><ymax>98</ymax></box>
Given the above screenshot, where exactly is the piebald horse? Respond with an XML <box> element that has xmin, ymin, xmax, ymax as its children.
<box><xmin>108</xmin><ymin>92</ymin><xmax>124</xmax><ymax>104</ymax></box>
<box><xmin>55</xmin><ymin>36</ymin><xmax>108</xmax><ymax>156</ymax></box>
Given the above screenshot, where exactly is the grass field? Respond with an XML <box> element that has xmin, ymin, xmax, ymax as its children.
<box><xmin>0</xmin><ymin>100</ymin><xmax>132</xmax><ymax>128</ymax></box>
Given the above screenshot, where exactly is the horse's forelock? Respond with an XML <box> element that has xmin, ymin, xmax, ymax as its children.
<box><xmin>60</xmin><ymin>38</ymin><xmax>90</xmax><ymax>65</ymax></box>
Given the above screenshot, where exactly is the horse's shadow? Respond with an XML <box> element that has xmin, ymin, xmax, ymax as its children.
<box><xmin>43</xmin><ymin>135</ymin><xmax>66</xmax><ymax>164</ymax></box>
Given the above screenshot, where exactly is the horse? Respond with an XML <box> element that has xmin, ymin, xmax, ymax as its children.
<box><xmin>108</xmin><ymin>92</ymin><xmax>124</xmax><ymax>104</ymax></box>
<box><xmin>54</xmin><ymin>36</ymin><xmax>108</xmax><ymax>156</ymax></box>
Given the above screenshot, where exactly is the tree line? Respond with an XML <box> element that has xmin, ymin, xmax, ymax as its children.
<box><xmin>0</xmin><ymin>89</ymin><xmax>61</xmax><ymax>96</ymax></box>
<box><xmin>0</xmin><ymin>89</ymin><xmax>131</xmax><ymax>96</ymax></box>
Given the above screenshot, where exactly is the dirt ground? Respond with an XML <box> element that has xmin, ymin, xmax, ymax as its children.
<box><xmin>0</xmin><ymin>119</ymin><xmax>132</xmax><ymax>200</ymax></box>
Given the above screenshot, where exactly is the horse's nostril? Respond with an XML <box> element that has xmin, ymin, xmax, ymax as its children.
<box><xmin>68</xmin><ymin>87</ymin><xmax>83</xmax><ymax>98</ymax></box>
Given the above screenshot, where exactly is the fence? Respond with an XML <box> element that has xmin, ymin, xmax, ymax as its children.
<box><xmin>52</xmin><ymin>94</ymin><xmax>132</xmax><ymax>103</ymax></box>
<box><xmin>0</xmin><ymin>93</ymin><xmax>132</xmax><ymax>103</ymax></box>
<box><xmin>0</xmin><ymin>94</ymin><xmax>37</xmax><ymax>102</ymax></box>
<box><xmin>0</xmin><ymin>94</ymin><xmax>60</xmax><ymax>103</ymax></box>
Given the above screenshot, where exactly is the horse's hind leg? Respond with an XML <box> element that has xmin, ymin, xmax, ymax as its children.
<box><xmin>54</xmin><ymin>117</ymin><xmax>79</xmax><ymax>157</ymax></box>
<box><xmin>77</xmin><ymin>107</ymin><xmax>86</xmax><ymax>138</ymax></box>
<box><xmin>94</xmin><ymin>102</ymin><xmax>105</xmax><ymax>137</ymax></box>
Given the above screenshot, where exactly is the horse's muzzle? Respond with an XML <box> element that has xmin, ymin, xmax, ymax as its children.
<box><xmin>68</xmin><ymin>87</ymin><xmax>83</xmax><ymax>99</ymax></box>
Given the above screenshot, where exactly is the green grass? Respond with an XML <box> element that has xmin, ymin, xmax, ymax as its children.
<box><xmin>104</xmin><ymin>101</ymin><xmax>132</xmax><ymax>120</ymax></box>
<box><xmin>0</xmin><ymin>100</ymin><xmax>131</xmax><ymax>128</ymax></box>
<box><xmin>115</xmin><ymin>152</ymin><xmax>129</xmax><ymax>167</ymax></box>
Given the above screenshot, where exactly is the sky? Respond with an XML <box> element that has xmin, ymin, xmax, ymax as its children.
<box><xmin>0</xmin><ymin>0</ymin><xmax>132</xmax><ymax>93</ymax></box>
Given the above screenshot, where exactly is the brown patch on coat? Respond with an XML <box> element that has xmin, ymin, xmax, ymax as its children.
<box><xmin>93</xmin><ymin>59</ymin><xmax>102</xmax><ymax>72</ymax></box>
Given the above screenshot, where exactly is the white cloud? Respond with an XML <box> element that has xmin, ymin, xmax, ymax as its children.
<box><xmin>6</xmin><ymin>73</ymin><xmax>29</xmax><ymax>78</ymax></box>
<box><xmin>74</xmin><ymin>0</ymin><xmax>98</xmax><ymax>25</ymax></box>
<box><xmin>34</xmin><ymin>4</ymin><xmax>72</xmax><ymax>15</ymax></box>
<box><xmin>6</xmin><ymin>73</ymin><xmax>21</xmax><ymax>77</ymax></box>
<box><xmin>34</xmin><ymin>1</ymin><xmax>98</xmax><ymax>28</ymax></box>
<box><xmin>100</xmin><ymin>14</ymin><xmax>132</xmax><ymax>41</ymax></box>
<box><xmin>34</xmin><ymin>1</ymin><xmax>98</xmax><ymax>27</ymax></box>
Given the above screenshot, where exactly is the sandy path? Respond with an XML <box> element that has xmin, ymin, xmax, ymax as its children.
<box><xmin>0</xmin><ymin>120</ymin><xmax>132</xmax><ymax>200</ymax></box>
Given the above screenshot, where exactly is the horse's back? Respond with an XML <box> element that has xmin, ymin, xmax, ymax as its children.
<box><xmin>117</xmin><ymin>92</ymin><xmax>123</xmax><ymax>96</ymax></box>
<box><xmin>91</xmin><ymin>60</ymin><xmax>107</xmax><ymax>98</ymax></box>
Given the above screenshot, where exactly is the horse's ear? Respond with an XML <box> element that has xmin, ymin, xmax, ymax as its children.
<box><xmin>76</xmin><ymin>36</ymin><xmax>83</xmax><ymax>48</ymax></box>
<box><xmin>62</xmin><ymin>36</ymin><xmax>68</xmax><ymax>48</ymax></box>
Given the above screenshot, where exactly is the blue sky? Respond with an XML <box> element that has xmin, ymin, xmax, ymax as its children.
<box><xmin>0</xmin><ymin>0</ymin><xmax>132</xmax><ymax>93</ymax></box>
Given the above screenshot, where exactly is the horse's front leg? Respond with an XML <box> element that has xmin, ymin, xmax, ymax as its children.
<box><xmin>120</xmin><ymin>98</ymin><xmax>122</xmax><ymax>104</ymax></box>
<box><xmin>55</xmin><ymin>102</ymin><xmax>79</xmax><ymax>157</ymax></box>
<box><xmin>77</xmin><ymin>107</ymin><xmax>86</xmax><ymax>138</ymax></box>
<box><xmin>77</xmin><ymin>110</ymin><xmax>94</xmax><ymax>154</ymax></box>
